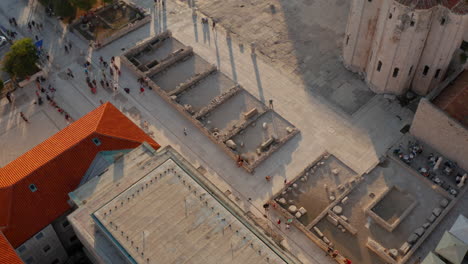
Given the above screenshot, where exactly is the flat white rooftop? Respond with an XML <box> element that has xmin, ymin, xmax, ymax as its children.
<box><xmin>69</xmin><ymin>145</ymin><xmax>295</xmax><ymax>264</ymax></box>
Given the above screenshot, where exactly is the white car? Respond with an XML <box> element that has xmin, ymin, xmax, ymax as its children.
<box><xmin>0</xmin><ymin>36</ymin><xmax>7</xmax><ymax>46</ymax></box>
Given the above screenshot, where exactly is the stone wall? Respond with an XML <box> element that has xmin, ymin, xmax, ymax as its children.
<box><xmin>410</xmin><ymin>98</ymin><xmax>468</xmax><ymax>171</ymax></box>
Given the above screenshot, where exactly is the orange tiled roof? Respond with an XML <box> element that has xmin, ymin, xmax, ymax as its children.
<box><xmin>0</xmin><ymin>103</ymin><xmax>160</xmax><ymax>247</ymax></box>
<box><xmin>0</xmin><ymin>232</ymin><xmax>23</xmax><ymax>263</ymax></box>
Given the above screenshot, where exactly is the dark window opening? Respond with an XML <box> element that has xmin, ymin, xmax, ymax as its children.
<box><xmin>389</xmin><ymin>13</ymin><xmax>393</xmax><ymax>19</ymax></box>
<box><xmin>18</xmin><ymin>245</ymin><xmax>27</xmax><ymax>253</ymax></box>
<box><xmin>393</xmin><ymin>68</ymin><xmax>399</xmax><ymax>77</ymax></box>
<box><xmin>35</xmin><ymin>232</ymin><xmax>44</xmax><ymax>240</ymax></box>
<box><xmin>410</xmin><ymin>20</ymin><xmax>415</xmax><ymax>27</ymax></box>
<box><xmin>346</xmin><ymin>35</ymin><xmax>350</xmax><ymax>45</ymax></box>
<box><xmin>62</xmin><ymin>220</ymin><xmax>70</xmax><ymax>228</ymax></box>
<box><xmin>43</xmin><ymin>244</ymin><xmax>51</xmax><ymax>253</ymax></box>
<box><xmin>441</xmin><ymin>18</ymin><xmax>446</xmax><ymax>25</ymax></box>
<box><xmin>460</xmin><ymin>40</ymin><xmax>468</xmax><ymax>51</ymax></box>
<box><xmin>70</xmin><ymin>235</ymin><xmax>78</xmax><ymax>243</ymax></box>
<box><xmin>92</xmin><ymin>137</ymin><xmax>101</xmax><ymax>146</ymax></box>
<box><xmin>377</xmin><ymin>61</ymin><xmax>382</xmax><ymax>72</ymax></box>
<box><xmin>29</xmin><ymin>184</ymin><xmax>37</xmax><ymax>192</ymax></box>
<box><xmin>368</xmin><ymin>0</ymin><xmax>372</xmax><ymax>2</ymax></box>
<box><xmin>423</xmin><ymin>66</ymin><xmax>430</xmax><ymax>76</ymax></box>
<box><xmin>434</xmin><ymin>69</ymin><xmax>441</xmax><ymax>79</ymax></box>
<box><xmin>409</xmin><ymin>66</ymin><xmax>413</xmax><ymax>75</ymax></box>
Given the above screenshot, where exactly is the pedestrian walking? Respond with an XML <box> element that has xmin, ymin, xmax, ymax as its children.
<box><xmin>99</xmin><ymin>56</ymin><xmax>104</xmax><ymax>65</ymax></box>
<box><xmin>269</xmin><ymin>99</ymin><xmax>274</xmax><ymax>109</ymax></box>
<box><xmin>35</xmin><ymin>35</ymin><xmax>39</xmax><ymax>41</ymax></box>
<box><xmin>67</xmin><ymin>68</ymin><xmax>74</xmax><ymax>78</ymax></box>
<box><xmin>39</xmin><ymin>23</ymin><xmax>43</xmax><ymax>30</ymax></box>
<box><xmin>285</xmin><ymin>224</ymin><xmax>290</xmax><ymax>230</ymax></box>
<box><xmin>8</xmin><ymin>18</ymin><xmax>12</xmax><ymax>26</ymax></box>
<box><xmin>183</xmin><ymin>128</ymin><xmax>187</xmax><ymax>136</ymax></box>
<box><xmin>20</xmin><ymin>112</ymin><xmax>29</xmax><ymax>123</ymax></box>
<box><xmin>31</xmin><ymin>20</ymin><xmax>35</xmax><ymax>27</ymax></box>
<box><xmin>140</xmin><ymin>87</ymin><xmax>145</xmax><ymax>94</ymax></box>
<box><xmin>92</xmin><ymin>79</ymin><xmax>97</xmax><ymax>86</ymax></box>
<box><xmin>124</xmin><ymin>88</ymin><xmax>130</xmax><ymax>94</ymax></box>
<box><xmin>109</xmin><ymin>67</ymin><xmax>114</xmax><ymax>76</ymax></box>
<box><xmin>100</xmin><ymin>79</ymin><xmax>105</xmax><ymax>88</ymax></box>
<box><xmin>105</xmin><ymin>81</ymin><xmax>110</xmax><ymax>88</ymax></box>
<box><xmin>100</xmin><ymin>100</ymin><xmax>104</xmax><ymax>105</ymax></box>
<box><xmin>111</xmin><ymin>56</ymin><xmax>115</xmax><ymax>64</ymax></box>
<box><xmin>212</xmin><ymin>20</ymin><xmax>216</xmax><ymax>30</ymax></box>
<box><xmin>64</xmin><ymin>45</ymin><xmax>69</xmax><ymax>53</ymax></box>
<box><xmin>12</xmin><ymin>17</ymin><xmax>17</xmax><ymax>26</ymax></box>
<box><xmin>331</xmin><ymin>250</ymin><xmax>338</xmax><ymax>258</ymax></box>
<box><xmin>6</xmin><ymin>91</ymin><xmax>12</xmax><ymax>104</ymax></box>
<box><xmin>277</xmin><ymin>219</ymin><xmax>281</xmax><ymax>225</ymax></box>
<box><xmin>84</xmin><ymin>68</ymin><xmax>89</xmax><ymax>76</ymax></box>
<box><xmin>27</xmin><ymin>22</ymin><xmax>32</xmax><ymax>31</ymax></box>
<box><xmin>68</xmin><ymin>42</ymin><xmax>72</xmax><ymax>49</ymax></box>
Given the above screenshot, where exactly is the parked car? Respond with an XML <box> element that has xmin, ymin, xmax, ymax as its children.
<box><xmin>0</xmin><ymin>36</ymin><xmax>7</xmax><ymax>46</ymax></box>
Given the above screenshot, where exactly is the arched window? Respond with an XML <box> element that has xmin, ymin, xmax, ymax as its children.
<box><xmin>377</xmin><ymin>61</ymin><xmax>382</xmax><ymax>72</ymax></box>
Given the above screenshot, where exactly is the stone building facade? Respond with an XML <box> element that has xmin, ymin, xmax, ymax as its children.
<box><xmin>343</xmin><ymin>0</ymin><xmax>468</xmax><ymax>95</ymax></box>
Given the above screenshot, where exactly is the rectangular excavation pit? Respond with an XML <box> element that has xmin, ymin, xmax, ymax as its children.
<box><xmin>177</xmin><ymin>71</ymin><xmax>236</xmax><ymax>113</ymax></box>
<box><xmin>132</xmin><ymin>37</ymin><xmax>186</xmax><ymax>66</ymax></box>
<box><xmin>201</xmin><ymin>90</ymin><xmax>266</xmax><ymax>136</ymax></box>
<box><xmin>227</xmin><ymin>111</ymin><xmax>293</xmax><ymax>165</ymax></box>
<box><xmin>273</xmin><ymin>155</ymin><xmax>358</xmax><ymax>226</ymax></box>
<box><xmin>149</xmin><ymin>54</ymin><xmax>213</xmax><ymax>93</ymax></box>
<box><xmin>366</xmin><ymin>186</ymin><xmax>417</xmax><ymax>232</ymax></box>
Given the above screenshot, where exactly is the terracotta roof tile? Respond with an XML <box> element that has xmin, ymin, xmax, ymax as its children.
<box><xmin>0</xmin><ymin>232</ymin><xmax>23</xmax><ymax>263</ymax></box>
<box><xmin>0</xmin><ymin>103</ymin><xmax>160</xmax><ymax>247</ymax></box>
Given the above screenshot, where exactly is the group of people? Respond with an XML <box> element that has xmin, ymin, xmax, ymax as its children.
<box><xmin>33</xmin><ymin>76</ymin><xmax>73</xmax><ymax>124</ymax></box>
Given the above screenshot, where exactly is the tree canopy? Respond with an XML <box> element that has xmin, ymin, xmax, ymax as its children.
<box><xmin>69</xmin><ymin>0</ymin><xmax>97</xmax><ymax>11</ymax></box>
<box><xmin>2</xmin><ymin>38</ymin><xmax>39</xmax><ymax>79</ymax></box>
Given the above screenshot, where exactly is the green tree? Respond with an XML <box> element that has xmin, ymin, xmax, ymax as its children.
<box><xmin>2</xmin><ymin>38</ymin><xmax>39</xmax><ymax>79</ymax></box>
<box><xmin>70</xmin><ymin>0</ymin><xmax>97</xmax><ymax>11</ymax></box>
<box><xmin>54</xmin><ymin>0</ymin><xmax>76</xmax><ymax>18</ymax></box>
<box><xmin>0</xmin><ymin>80</ymin><xmax>4</xmax><ymax>94</ymax></box>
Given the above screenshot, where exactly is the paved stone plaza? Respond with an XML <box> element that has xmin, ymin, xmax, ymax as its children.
<box><xmin>0</xmin><ymin>0</ymin><xmax>465</xmax><ymax>263</ymax></box>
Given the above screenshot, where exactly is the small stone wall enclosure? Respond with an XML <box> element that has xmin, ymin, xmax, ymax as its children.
<box><xmin>410</xmin><ymin>98</ymin><xmax>468</xmax><ymax>171</ymax></box>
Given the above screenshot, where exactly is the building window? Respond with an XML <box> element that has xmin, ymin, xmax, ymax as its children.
<box><xmin>434</xmin><ymin>69</ymin><xmax>441</xmax><ymax>79</ymax></box>
<box><xmin>409</xmin><ymin>66</ymin><xmax>413</xmax><ymax>75</ymax></box>
<box><xmin>51</xmin><ymin>259</ymin><xmax>60</xmax><ymax>264</ymax></box>
<box><xmin>62</xmin><ymin>220</ymin><xmax>70</xmax><ymax>229</ymax></box>
<box><xmin>441</xmin><ymin>18</ymin><xmax>446</xmax><ymax>25</ymax></box>
<box><xmin>423</xmin><ymin>66</ymin><xmax>430</xmax><ymax>76</ymax></box>
<box><xmin>70</xmin><ymin>235</ymin><xmax>78</xmax><ymax>243</ymax></box>
<box><xmin>377</xmin><ymin>61</ymin><xmax>382</xmax><ymax>72</ymax></box>
<box><xmin>388</xmin><ymin>13</ymin><xmax>392</xmax><ymax>19</ymax></box>
<box><xmin>25</xmin><ymin>257</ymin><xmax>35</xmax><ymax>264</ymax></box>
<box><xmin>368</xmin><ymin>0</ymin><xmax>372</xmax><ymax>2</ymax></box>
<box><xmin>18</xmin><ymin>245</ymin><xmax>27</xmax><ymax>253</ymax></box>
<box><xmin>346</xmin><ymin>35</ymin><xmax>350</xmax><ymax>45</ymax></box>
<box><xmin>29</xmin><ymin>184</ymin><xmax>37</xmax><ymax>192</ymax></box>
<box><xmin>35</xmin><ymin>232</ymin><xmax>44</xmax><ymax>240</ymax></box>
<box><xmin>92</xmin><ymin>137</ymin><xmax>101</xmax><ymax>146</ymax></box>
<box><xmin>393</xmin><ymin>68</ymin><xmax>399</xmax><ymax>77</ymax></box>
<box><xmin>43</xmin><ymin>244</ymin><xmax>51</xmax><ymax>253</ymax></box>
<box><xmin>410</xmin><ymin>20</ymin><xmax>415</xmax><ymax>27</ymax></box>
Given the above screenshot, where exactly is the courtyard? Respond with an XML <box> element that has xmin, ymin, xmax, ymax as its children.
<box><xmin>71</xmin><ymin>1</ymin><xmax>150</xmax><ymax>47</ymax></box>
<box><xmin>271</xmin><ymin>154</ymin><xmax>464</xmax><ymax>264</ymax></box>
